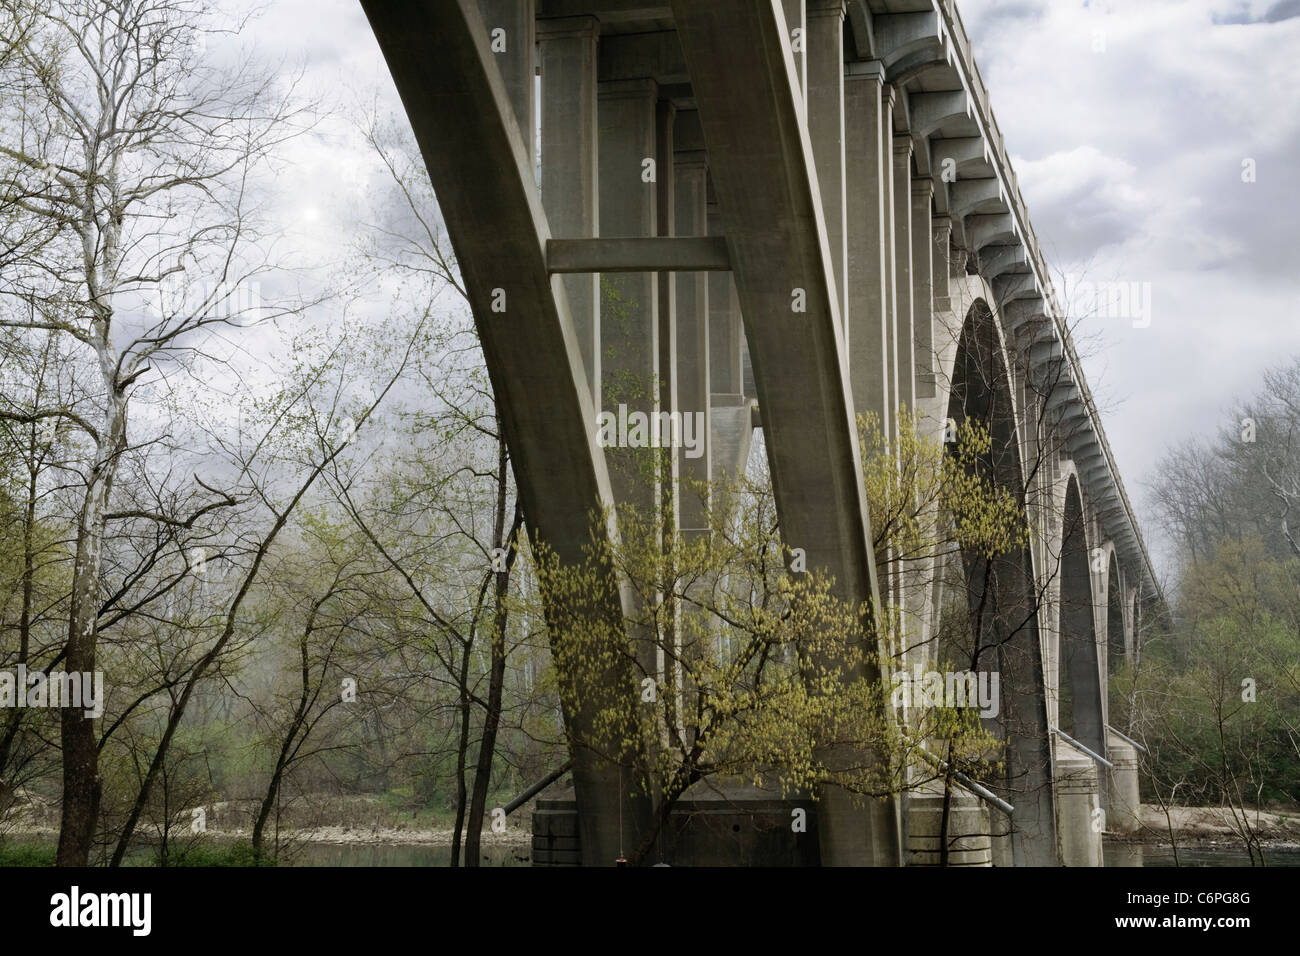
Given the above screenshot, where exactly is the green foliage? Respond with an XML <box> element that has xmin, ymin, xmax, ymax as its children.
<box><xmin>163</xmin><ymin>841</ymin><xmax>274</xmax><ymax>867</ymax></box>
<box><xmin>1121</xmin><ymin>537</ymin><xmax>1300</xmax><ymax>806</ymax></box>
<box><xmin>0</xmin><ymin>840</ymin><xmax>57</xmax><ymax>866</ymax></box>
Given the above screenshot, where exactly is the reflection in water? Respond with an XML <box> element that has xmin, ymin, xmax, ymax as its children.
<box><xmin>1104</xmin><ymin>841</ymin><xmax>1300</xmax><ymax>868</ymax></box>
<box><xmin>290</xmin><ymin>840</ymin><xmax>1300</xmax><ymax>867</ymax></box>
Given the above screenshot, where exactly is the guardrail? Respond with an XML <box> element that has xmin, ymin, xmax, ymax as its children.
<box><xmin>1050</xmin><ymin>725</ymin><xmax>1115</xmax><ymax>769</ymax></box>
<box><xmin>1106</xmin><ymin>724</ymin><xmax>1148</xmax><ymax>754</ymax></box>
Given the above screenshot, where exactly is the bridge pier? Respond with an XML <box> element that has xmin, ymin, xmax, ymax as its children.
<box><xmin>1055</xmin><ymin>744</ymin><xmax>1104</xmax><ymax>866</ymax></box>
<box><xmin>1106</xmin><ymin>730</ymin><xmax>1142</xmax><ymax>834</ymax></box>
<box><xmin>904</xmin><ymin>787</ymin><xmax>993</xmax><ymax>866</ymax></box>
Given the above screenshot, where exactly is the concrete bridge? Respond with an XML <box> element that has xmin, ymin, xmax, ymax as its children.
<box><xmin>361</xmin><ymin>0</ymin><xmax>1162</xmax><ymax>866</ymax></box>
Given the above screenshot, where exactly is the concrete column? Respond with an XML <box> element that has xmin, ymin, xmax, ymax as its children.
<box><xmin>880</xmin><ymin>86</ymin><xmax>900</xmax><ymax>438</ymax></box>
<box><xmin>478</xmin><ymin>0</ymin><xmax>535</xmax><ymax>142</ymax></box>
<box><xmin>892</xmin><ymin>137</ymin><xmax>915</xmax><ymax>414</ymax></box>
<box><xmin>845</xmin><ymin>63</ymin><xmax>891</xmax><ymax>440</ymax></box>
<box><xmin>911</xmin><ymin>178</ymin><xmax>935</xmax><ymax>399</ymax></box>
<box><xmin>932</xmin><ymin>216</ymin><xmax>952</xmax><ymax>307</ymax></box>
<box><xmin>1107</xmin><ymin>730</ymin><xmax>1141</xmax><ymax>834</ymax></box>
<box><xmin>657</xmin><ymin>98</ymin><xmax>679</xmax><ymax>539</ymax></box>
<box><xmin>806</xmin><ymin>0</ymin><xmax>847</xmax><ymax>326</ymax></box>
<box><xmin>598</xmin><ymin>77</ymin><xmax>660</xmax><ymax>518</ymax></box>
<box><xmin>781</xmin><ymin>0</ymin><xmax>806</xmax><ymax>112</ymax></box>
<box><xmin>539</xmin><ymin>17</ymin><xmax>600</xmax><ymax>407</ymax></box>
<box><xmin>707</xmin><ymin>180</ymin><xmax>742</xmax><ymax>401</ymax></box>
<box><xmin>1056</xmin><ymin>744</ymin><xmax>1103</xmax><ymax>866</ymax></box>
<box><xmin>706</xmin><ymin>180</ymin><xmax>751</xmax><ymax>482</ymax></box>
<box><xmin>675</xmin><ymin>114</ymin><xmax>711</xmax><ymax>535</ymax></box>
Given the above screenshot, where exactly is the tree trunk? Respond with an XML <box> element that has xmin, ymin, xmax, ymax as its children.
<box><xmin>465</xmin><ymin>438</ymin><xmax>521</xmax><ymax>867</ymax></box>
<box><xmin>56</xmin><ymin>407</ymin><xmax>122</xmax><ymax>866</ymax></box>
<box><xmin>450</xmin><ymin>644</ymin><xmax>472</xmax><ymax>867</ymax></box>
<box><xmin>253</xmin><ymin>618</ymin><xmax>316</xmax><ymax>860</ymax></box>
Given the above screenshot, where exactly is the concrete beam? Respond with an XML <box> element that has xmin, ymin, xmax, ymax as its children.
<box><xmin>808</xmin><ymin>0</ymin><xmax>848</xmax><ymax>327</ymax></box>
<box><xmin>546</xmin><ymin>237</ymin><xmax>731</xmax><ymax>273</ymax></box>
<box><xmin>782</xmin><ymin>0</ymin><xmax>807</xmax><ymax>110</ymax></box>
<box><xmin>932</xmin><ymin>136</ymin><xmax>990</xmax><ymax>179</ymax></box>
<box><xmin>478</xmin><ymin>0</ymin><xmax>536</xmax><ymax>141</ymax></box>
<box><xmin>872</xmin><ymin>12</ymin><xmax>941</xmax><ymax>70</ymax></box>
<box><xmin>965</xmin><ymin>213</ymin><xmax>1016</xmax><ymax>254</ymax></box>
<box><xmin>950</xmin><ymin>177</ymin><xmax>1004</xmax><ymax>222</ymax></box>
<box><xmin>909</xmin><ymin>90</ymin><xmax>970</xmax><ymax>139</ymax></box>
<box><xmin>978</xmin><ymin>243</ymin><xmax>1027</xmax><ymax>281</ymax></box>
<box><xmin>539</xmin><ymin>0</ymin><xmax>672</xmax><ymax>21</ymax></box>
<box><xmin>598</xmin><ymin>29</ymin><xmax>688</xmax><ymax>84</ymax></box>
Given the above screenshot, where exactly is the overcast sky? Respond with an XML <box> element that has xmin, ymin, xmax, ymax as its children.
<box><xmin>241</xmin><ymin>0</ymin><xmax>1300</xmax><ymax>575</ymax></box>
<box><xmin>959</xmin><ymin>0</ymin><xmax>1300</xmax><ymax>568</ymax></box>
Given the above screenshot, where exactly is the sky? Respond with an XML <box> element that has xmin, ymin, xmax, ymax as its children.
<box><xmin>229</xmin><ymin>0</ymin><xmax>1300</xmax><ymax>576</ymax></box>
<box><xmin>957</xmin><ymin>0</ymin><xmax>1300</xmax><ymax>569</ymax></box>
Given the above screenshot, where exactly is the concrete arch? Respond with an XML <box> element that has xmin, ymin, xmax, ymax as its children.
<box><xmin>1057</xmin><ymin>474</ymin><xmax>1106</xmax><ymax>763</ymax></box>
<box><xmin>942</xmin><ymin>298</ymin><xmax>1056</xmax><ymax>866</ymax></box>
<box><xmin>1106</xmin><ymin>550</ymin><xmax>1126</xmax><ymax>674</ymax></box>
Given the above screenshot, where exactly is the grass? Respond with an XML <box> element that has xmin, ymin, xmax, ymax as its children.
<box><xmin>0</xmin><ymin>841</ymin><xmax>57</xmax><ymax>866</ymax></box>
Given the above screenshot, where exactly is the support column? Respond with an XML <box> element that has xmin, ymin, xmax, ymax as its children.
<box><xmin>707</xmin><ymin>178</ymin><xmax>751</xmax><ymax>482</ymax></box>
<box><xmin>707</xmin><ymin>180</ymin><xmax>742</xmax><ymax>401</ymax></box>
<box><xmin>598</xmin><ymin>77</ymin><xmax>660</xmax><ymax>519</ymax></box>
<box><xmin>478</xmin><ymin>0</ymin><xmax>535</xmax><ymax>140</ymax></box>
<box><xmin>807</xmin><ymin>0</ymin><xmax>847</xmax><ymax>326</ymax></box>
<box><xmin>1106</xmin><ymin>729</ymin><xmax>1142</xmax><ymax>834</ymax></box>
<box><xmin>675</xmin><ymin>113</ymin><xmax>711</xmax><ymax>534</ymax></box>
<box><xmin>893</xmin><ymin>137</ymin><xmax>915</xmax><ymax>414</ymax></box>
<box><xmin>657</xmin><ymin>98</ymin><xmax>679</xmax><ymax>539</ymax></box>
<box><xmin>932</xmin><ymin>216</ymin><xmax>952</xmax><ymax>309</ymax></box>
<box><xmin>845</xmin><ymin>62</ymin><xmax>891</xmax><ymax>439</ymax></box>
<box><xmin>881</xmin><ymin>86</ymin><xmax>900</xmax><ymax>440</ymax></box>
<box><xmin>539</xmin><ymin>16</ymin><xmax>600</xmax><ymax>407</ymax></box>
<box><xmin>911</xmin><ymin>178</ymin><xmax>935</xmax><ymax>399</ymax></box>
<box><xmin>1056</xmin><ymin>744</ymin><xmax>1104</xmax><ymax>866</ymax></box>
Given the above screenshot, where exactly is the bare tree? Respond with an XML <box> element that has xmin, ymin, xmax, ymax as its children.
<box><xmin>0</xmin><ymin>0</ymin><xmax>314</xmax><ymax>863</ymax></box>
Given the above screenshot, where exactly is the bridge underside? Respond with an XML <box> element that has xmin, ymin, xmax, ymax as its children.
<box><xmin>363</xmin><ymin>0</ymin><xmax>1160</xmax><ymax>865</ymax></box>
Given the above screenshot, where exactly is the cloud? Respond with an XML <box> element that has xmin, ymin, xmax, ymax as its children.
<box><xmin>959</xmin><ymin>0</ymin><xmax>1300</xmax><ymax>572</ymax></box>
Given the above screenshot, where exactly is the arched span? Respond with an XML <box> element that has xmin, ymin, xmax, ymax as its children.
<box><xmin>944</xmin><ymin>299</ymin><xmax>1057</xmax><ymax>866</ymax></box>
<box><xmin>1106</xmin><ymin>551</ymin><xmax>1126</xmax><ymax>674</ymax></box>
<box><xmin>1057</xmin><ymin>475</ymin><xmax>1105</xmax><ymax>765</ymax></box>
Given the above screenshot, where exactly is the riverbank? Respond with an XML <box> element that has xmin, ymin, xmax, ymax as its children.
<box><xmin>1115</xmin><ymin>805</ymin><xmax>1300</xmax><ymax>848</ymax></box>
<box><xmin>5</xmin><ymin>801</ymin><xmax>1297</xmax><ymax>852</ymax></box>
